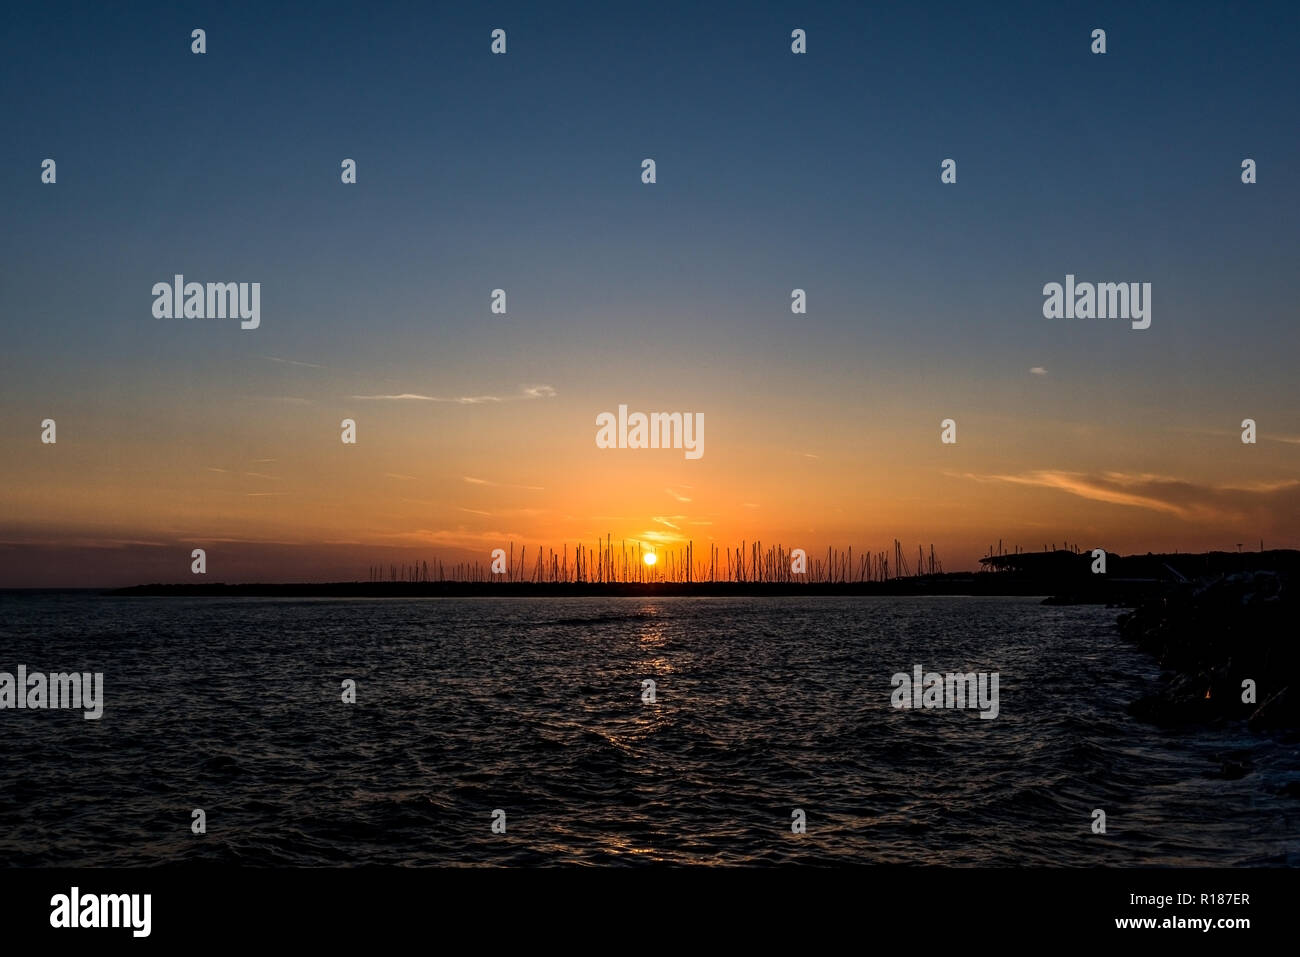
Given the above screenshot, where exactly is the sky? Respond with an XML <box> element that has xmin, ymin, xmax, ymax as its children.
<box><xmin>1</xmin><ymin>0</ymin><xmax>1298</xmax><ymax>586</ymax></box>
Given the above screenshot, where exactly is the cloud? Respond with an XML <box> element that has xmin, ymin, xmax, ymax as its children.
<box><xmin>1030</xmin><ymin>367</ymin><xmax>1048</xmax><ymax>376</ymax></box>
<box><xmin>210</xmin><ymin>466</ymin><xmax>280</xmax><ymax>478</ymax></box>
<box><xmin>637</xmin><ymin>529</ymin><xmax>687</xmax><ymax>544</ymax></box>
<box><xmin>353</xmin><ymin>393</ymin><xmax>442</xmax><ymax>401</ymax></box>
<box><xmin>385</xmin><ymin>473</ymin><xmax>417</xmax><ymax>481</ymax></box>
<box><xmin>0</xmin><ymin>537</ymin><xmax>171</xmax><ymax>549</ymax></box>
<box><xmin>1173</xmin><ymin>425</ymin><xmax>1300</xmax><ymax>446</ymax></box>
<box><xmin>379</xmin><ymin>528</ymin><xmax>527</xmax><ymax>546</ymax></box>
<box><xmin>260</xmin><ymin>355</ymin><xmax>327</xmax><ymax>369</ymax></box>
<box><xmin>664</xmin><ymin>487</ymin><xmax>693</xmax><ymax>502</ymax></box>
<box><xmin>463</xmin><ymin>476</ymin><xmax>545</xmax><ymax>491</ymax></box>
<box><xmin>953</xmin><ymin>470</ymin><xmax>1197</xmax><ymax>517</ymax></box>
<box><xmin>952</xmin><ymin>469</ymin><xmax>1300</xmax><ymax>525</ymax></box>
<box><xmin>1098</xmin><ymin>470</ymin><xmax>1187</xmax><ymax>487</ymax></box>
<box><xmin>351</xmin><ymin>384</ymin><xmax>556</xmax><ymax>404</ymax></box>
<box><xmin>1217</xmin><ymin>478</ymin><xmax>1300</xmax><ymax>493</ymax></box>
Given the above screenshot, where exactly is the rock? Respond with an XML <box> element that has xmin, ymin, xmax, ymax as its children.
<box><xmin>1119</xmin><ymin>570</ymin><xmax>1297</xmax><ymax>731</ymax></box>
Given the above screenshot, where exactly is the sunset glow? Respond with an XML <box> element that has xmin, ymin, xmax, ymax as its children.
<box><xmin>1</xmin><ymin>5</ymin><xmax>1296</xmax><ymax>589</ymax></box>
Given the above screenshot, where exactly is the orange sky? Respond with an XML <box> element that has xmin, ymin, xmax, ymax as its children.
<box><xmin>4</xmin><ymin>376</ymin><xmax>1298</xmax><ymax>585</ymax></box>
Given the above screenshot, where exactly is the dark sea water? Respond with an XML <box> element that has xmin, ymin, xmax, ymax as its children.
<box><xmin>0</xmin><ymin>593</ymin><xmax>1296</xmax><ymax>866</ymax></box>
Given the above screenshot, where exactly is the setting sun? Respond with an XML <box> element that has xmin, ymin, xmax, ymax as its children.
<box><xmin>643</xmin><ymin>552</ymin><xmax>657</xmax><ymax>566</ymax></box>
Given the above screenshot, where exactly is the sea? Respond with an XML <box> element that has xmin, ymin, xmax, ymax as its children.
<box><xmin>1</xmin><ymin>592</ymin><xmax>1296</xmax><ymax>866</ymax></box>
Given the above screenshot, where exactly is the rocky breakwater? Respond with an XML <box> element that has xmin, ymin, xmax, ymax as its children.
<box><xmin>1118</xmin><ymin>570</ymin><xmax>1297</xmax><ymax>730</ymax></box>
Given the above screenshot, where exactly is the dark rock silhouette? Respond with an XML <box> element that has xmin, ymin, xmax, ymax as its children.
<box><xmin>1118</xmin><ymin>569</ymin><xmax>1298</xmax><ymax>730</ymax></box>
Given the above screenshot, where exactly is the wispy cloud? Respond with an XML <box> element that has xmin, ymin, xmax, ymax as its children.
<box><xmin>1217</xmin><ymin>478</ymin><xmax>1300</xmax><ymax>493</ymax></box>
<box><xmin>463</xmin><ymin>476</ymin><xmax>545</xmax><ymax>491</ymax></box>
<box><xmin>352</xmin><ymin>384</ymin><xmax>557</xmax><ymax>404</ymax></box>
<box><xmin>1030</xmin><ymin>366</ymin><xmax>1048</xmax><ymax>376</ymax></box>
<box><xmin>260</xmin><ymin>355</ymin><xmax>327</xmax><ymax>370</ymax></box>
<box><xmin>665</xmin><ymin>486</ymin><xmax>693</xmax><ymax>502</ymax></box>
<box><xmin>209</xmin><ymin>463</ymin><xmax>279</xmax><ymax>477</ymax></box>
<box><xmin>380</xmin><ymin>528</ymin><xmax>527</xmax><ymax>546</ymax></box>
<box><xmin>953</xmin><ymin>470</ymin><xmax>1197</xmax><ymax>517</ymax></box>
<box><xmin>1173</xmin><ymin>425</ymin><xmax>1300</xmax><ymax>445</ymax></box>
<box><xmin>0</xmin><ymin>537</ymin><xmax>171</xmax><ymax>549</ymax></box>
<box><xmin>1100</xmin><ymin>470</ymin><xmax>1182</xmax><ymax>484</ymax></box>
<box><xmin>352</xmin><ymin>393</ymin><xmax>444</xmax><ymax>401</ymax></box>
<box><xmin>952</xmin><ymin>469</ymin><xmax>1300</xmax><ymax>524</ymax></box>
<box><xmin>638</xmin><ymin>529</ymin><xmax>686</xmax><ymax>545</ymax></box>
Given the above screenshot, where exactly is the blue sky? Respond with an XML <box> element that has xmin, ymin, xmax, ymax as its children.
<box><xmin>2</xmin><ymin>1</ymin><xmax>1298</xmax><ymax>583</ymax></box>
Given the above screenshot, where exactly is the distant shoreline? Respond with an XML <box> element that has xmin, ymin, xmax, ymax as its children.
<box><xmin>104</xmin><ymin>549</ymin><xmax>1300</xmax><ymax>602</ymax></box>
<box><xmin>102</xmin><ymin>577</ymin><xmax>1115</xmax><ymax>601</ymax></box>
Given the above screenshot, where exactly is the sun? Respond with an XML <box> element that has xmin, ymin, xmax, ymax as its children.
<box><xmin>643</xmin><ymin>552</ymin><xmax>657</xmax><ymax>566</ymax></box>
